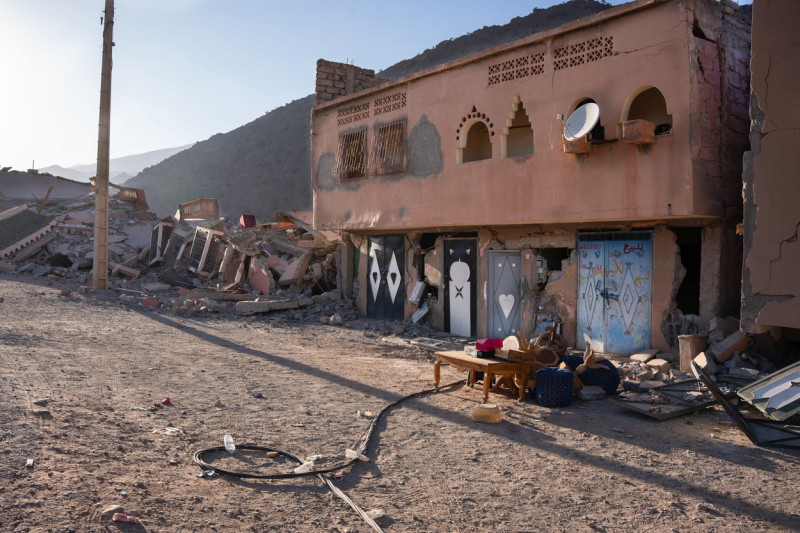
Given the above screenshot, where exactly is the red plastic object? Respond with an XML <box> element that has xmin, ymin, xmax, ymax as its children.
<box><xmin>160</xmin><ymin>397</ymin><xmax>171</xmax><ymax>405</ymax></box>
<box><xmin>239</xmin><ymin>214</ymin><xmax>256</xmax><ymax>228</ymax></box>
<box><xmin>112</xmin><ymin>513</ymin><xmax>140</xmax><ymax>524</ymax></box>
<box><xmin>475</xmin><ymin>338</ymin><xmax>503</xmax><ymax>351</ymax></box>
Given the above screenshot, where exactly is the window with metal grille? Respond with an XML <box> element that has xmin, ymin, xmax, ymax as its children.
<box><xmin>333</xmin><ymin>129</ymin><xmax>367</xmax><ymax>180</ymax></box>
<box><xmin>369</xmin><ymin>119</ymin><xmax>406</xmax><ymax>175</ymax></box>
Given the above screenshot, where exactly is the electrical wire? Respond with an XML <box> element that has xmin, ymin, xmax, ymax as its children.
<box><xmin>192</xmin><ymin>379</ymin><xmax>466</xmax><ymax>531</ymax></box>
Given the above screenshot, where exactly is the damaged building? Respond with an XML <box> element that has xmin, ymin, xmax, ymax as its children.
<box><xmin>740</xmin><ymin>0</ymin><xmax>800</xmax><ymax>357</ymax></box>
<box><xmin>311</xmin><ymin>0</ymin><xmax>751</xmax><ymax>355</ymax></box>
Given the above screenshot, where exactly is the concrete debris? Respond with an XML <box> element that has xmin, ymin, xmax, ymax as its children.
<box><xmin>706</xmin><ymin>330</ymin><xmax>748</xmax><ymax>363</ymax></box>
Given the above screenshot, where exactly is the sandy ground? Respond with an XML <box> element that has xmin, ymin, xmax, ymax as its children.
<box><xmin>1</xmin><ymin>274</ymin><xmax>799</xmax><ymax>533</ymax></box>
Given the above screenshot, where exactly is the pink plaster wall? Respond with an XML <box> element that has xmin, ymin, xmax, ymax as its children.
<box><xmin>312</xmin><ymin>0</ymin><xmax>726</xmax><ymax>233</ymax></box>
<box><xmin>742</xmin><ymin>0</ymin><xmax>800</xmax><ymax>332</ymax></box>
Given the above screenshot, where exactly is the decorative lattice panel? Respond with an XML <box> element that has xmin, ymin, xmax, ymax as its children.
<box><xmin>554</xmin><ymin>36</ymin><xmax>613</xmax><ymax>71</ymax></box>
<box><xmin>374</xmin><ymin>92</ymin><xmax>407</xmax><ymax>116</ymax></box>
<box><xmin>332</xmin><ymin>129</ymin><xmax>367</xmax><ymax>180</ymax></box>
<box><xmin>337</xmin><ymin>102</ymin><xmax>370</xmax><ymax>127</ymax></box>
<box><xmin>369</xmin><ymin>119</ymin><xmax>406</xmax><ymax>175</ymax></box>
<box><xmin>488</xmin><ymin>52</ymin><xmax>545</xmax><ymax>86</ymax></box>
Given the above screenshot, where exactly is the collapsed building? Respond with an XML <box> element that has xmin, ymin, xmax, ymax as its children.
<box><xmin>310</xmin><ymin>0</ymin><xmax>751</xmax><ymax>356</ymax></box>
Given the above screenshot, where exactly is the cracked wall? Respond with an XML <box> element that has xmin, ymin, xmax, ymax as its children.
<box><xmin>741</xmin><ymin>0</ymin><xmax>800</xmax><ymax>334</ymax></box>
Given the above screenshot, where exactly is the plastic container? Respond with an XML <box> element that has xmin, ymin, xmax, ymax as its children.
<box><xmin>357</xmin><ymin>410</ymin><xmax>376</xmax><ymax>418</ymax></box>
<box><xmin>223</xmin><ymin>434</ymin><xmax>235</xmax><ymax>454</ymax></box>
<box><xmin>112</xmin><ymin>513</ymin><xmax>140</xmax><ymax>524</ymax></box>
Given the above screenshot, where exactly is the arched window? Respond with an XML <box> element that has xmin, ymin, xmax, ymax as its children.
<box><xmin>463</xmin><ymin>122</ymin><xmax>492</xmax><ymax>162</ymax></box>
<box><xmin>625</xmin><ymin>87</ymin><xmax>672</xmax><ymax>134</ymax></box>
<box><xmin>456</xmin><ymin>106</ymin><xmax>494</xmax><ymax>163</ymax></box>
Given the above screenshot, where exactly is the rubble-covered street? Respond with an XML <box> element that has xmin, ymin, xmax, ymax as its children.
<box><xmin>1</xmin><ymin>274</ymin><xmax>799</xmax><ymax>532</ymax></box>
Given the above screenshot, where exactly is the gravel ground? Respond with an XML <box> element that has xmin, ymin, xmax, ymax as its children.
<box><xmin>1</xmin><ymin>274</ymin><xmax>799</xmax><ymax>532</ymax></box>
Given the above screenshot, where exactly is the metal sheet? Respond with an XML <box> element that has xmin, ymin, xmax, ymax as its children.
<box><xmin>737</xmin><ymin>360</ymin><xmax>800</xmax><ymax>421</ymax></box>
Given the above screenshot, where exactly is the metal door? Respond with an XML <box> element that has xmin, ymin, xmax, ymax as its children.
<box><xmin>367</xmin><ymin>235</ymin><xmax>405</xmax><ymax>320</ymax></box>
<box><xmin>487</xmin><ymin>250</ymin><xmax>522</xmax><ymax>338</ymax></box>
<box><xmin>577</xmin><ymin>232</ymin><xmax>652</xmax><ymax>355</ymax></box>
<box><xmin>444</xmin><ymin>239</ymin><xmax>476</xmax><ymax>337</ymax></box>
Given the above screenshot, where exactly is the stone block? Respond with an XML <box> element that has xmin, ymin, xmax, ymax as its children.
<box><xmin>577</xmin><ymin>385</ymin><xmax>605</xmax><ymax>400</ymax></box>
<box><xmin>646</xmin><ymin>358</ymin><xmax>671</xmax><ymax>374</ymax></box>
<box><xmin>707</xmin><ymin>331</ymin><xmax>747</xmax><ymax>363</ymax></box>
<box><xmin>631</xmin><ymin>349</ymin><xmax>659</xmax><ymax>363</ymax></box>
<box><xmin>693</xmin><ymin>352</ymin><xmax>717</xmax><ymax>374</ymax></box>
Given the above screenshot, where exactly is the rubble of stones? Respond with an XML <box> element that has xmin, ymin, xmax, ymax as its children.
<box><xmin>611</xmin><ymin>315</ymin><xmax>780</xmax><ymax>406</ymax></box>
<box><xmin>0</xmin><ymin>192</ymin><xmax>441</xmax><ymax>339</ymax></box>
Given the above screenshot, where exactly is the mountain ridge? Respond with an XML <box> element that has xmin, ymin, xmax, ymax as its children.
<box><xmin>124</xmin><ymin>0</ymin><xmax>620</xmax><ymax>219</ymax></box>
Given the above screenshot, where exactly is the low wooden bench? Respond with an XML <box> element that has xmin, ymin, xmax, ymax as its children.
<box><xmin>434</xmin><ymin>350</ymin><xmax>527</xmax><ymax>402</ymax></box>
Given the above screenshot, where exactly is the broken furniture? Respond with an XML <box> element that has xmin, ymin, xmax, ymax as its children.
<box><xmin>613</xmin><ymin>379</ymin><xmax>716</xmax><ymax>420</ymax></box>
<box><xmin>691</xmin><ymin>361</ymin><xmax>800</xmax><ymax>449</ymax></box>
<box><xmin>434</xmin><ymin>350</ymin><xmax>527</xmax><ymax>402</ymax></box>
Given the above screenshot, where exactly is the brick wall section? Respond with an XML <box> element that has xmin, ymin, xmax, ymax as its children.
<box><xmin>689</xmin><ymin>0</ymin><xmax>751</xmax><ymax>319</ymax></box>
<box><xmin>315</xmin><ymin>59</ymin><xmax>384</xmax><ymax>105</ymax></box>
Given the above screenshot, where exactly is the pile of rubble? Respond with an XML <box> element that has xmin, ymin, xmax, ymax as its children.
<box><xmin>0</xmin><ymin>191</ymin><xmax>361</xmax><ymax>324</ymax></box>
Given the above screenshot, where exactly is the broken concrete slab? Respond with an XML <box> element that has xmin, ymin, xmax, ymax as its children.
<box><xmin>248</xmin><ymin>258</ymin><xmax>274</xmax><ymax>295</ymax></box>
<box><xmin>707</xmin><ymin>331</ymin><xmax>748</xmax><ymax>363</ymax></box>
<box><xmin>630</xmin><ymin>349</ymin><xmax>659</xmax><ymax>363</ymax></box>
<box><xmin>646</xmin><ymin>358</ymin><xmax>671</xmax><ymax>374</ymax></box>
<box><xmin>235</xmin><ymin>299</ymin><xmax>299</xmax><ymax>315</ymax></box>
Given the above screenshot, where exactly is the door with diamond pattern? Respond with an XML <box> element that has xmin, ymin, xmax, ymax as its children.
<box><xmin>577</xmin><ymin>232</ymin><xmax>652</xmax><ymax>355</ymax></box>
<box><xmin>486</xmin><ymin>250</ymin><xmax>522</xmax><ymax>339</ymax></box>
<box><xmin>367</xmin><ymin>235</ymin><xmax>405</xmax><ymax>321</ymax></box>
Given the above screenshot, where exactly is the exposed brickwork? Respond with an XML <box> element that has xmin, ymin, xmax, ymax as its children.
<box><xmin>315</xmin><ymin>59</ymin><xmax>383</xmax><ymax>106</ymax></box>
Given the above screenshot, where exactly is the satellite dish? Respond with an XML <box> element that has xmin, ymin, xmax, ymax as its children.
<box><xmin>563</xmin><ymin>102</ymin><xmax>600</xmax><ymax>141</ymax></box>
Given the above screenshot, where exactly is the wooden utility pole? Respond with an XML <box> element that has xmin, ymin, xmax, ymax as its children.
<box><xmin>93</xmin><ymin>0</ymin><xmax>114</xmax><ymax>289</ymax></box>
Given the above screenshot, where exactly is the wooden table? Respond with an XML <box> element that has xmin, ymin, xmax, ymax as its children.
<box><xmin>434</xmin><ymin>350</ymin><xmax>528</xmax><ymax>401</ymax></box>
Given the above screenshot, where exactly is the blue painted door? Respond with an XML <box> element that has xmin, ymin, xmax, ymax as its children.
<box><xmin>577</xmin><ymin>232</ymin><xmax>652</xmax><ymax>355</ymax></box>
<box><xmin>487</xmin><ymin>250</ymin><xmax>522</xmax><ymax>339</ymax></box>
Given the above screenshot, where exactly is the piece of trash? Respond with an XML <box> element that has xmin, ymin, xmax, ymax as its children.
<box><xmin>357</xmin><ymin>410</ymin><xmax>376</xmax><ymax>418</ymax></box>
<box><xmin>253</xmin><ymin>392</ymin><xmax>264</xmax><ymax>399</ymax></box>
<box><xmin>164</xmin><ymin>427</ymin><xmax>181</xmax><ymax>435</ymax></box>
<box><xmin>305</xmin><ymin>454</ymin><xmax>323</xmax><ymax>462</ymax></box>
<box><xmin>366</xmin><ymin>509</ymin><xmax>386</xmax><ymax>520</ymax></box>
<box><xmin>293</xmin><ymin>461</ymin><xmax>315</xmax><ymax>474</ymax></box>
<box><xmin>129</xmin><ymin>407</ymin><xmax>146</xmax><ymax>411</ymax></box>
<box><xmin>119</xmin><ymin>491</ymin><xmax>127</xmax><ymax>497</ymax></box>
<box><xmin>160</xmin><ymin>397</ymin><xmax>171</xmax><ymax>405</ymax></box>
<box><xmin>329</xmin><ymin>473</ymin><xmax>344</xmax><ymax>480</ymax></box>
<box><xmin>266</xmin><ymin>451</ymin><xmax>279</xmax><ymax>458</ymax></box>
<box><xmin>290</xmin><ymin>423</ymin><xmax>305</xmax><ymax>427</ymax></box>
<box><xmin>197</xmin><ymin>469</ymin><xmax>216</xmax><ymax>478</ymax></box>
<box><xmin>224</xmin><ymin>434</ymin><xmax>235</xmax><ymax>454</ymax></box>
<box><xmin>148</xmin><ymin>366</ymin><xmax>161</xmax><ymax>371</ymax></box>
<box><xmin>112</xmin><ymin>513</ymin><xmax>140</xmax><ymax>524</ymax></box>
<box><xmin>345</xmin><ymin>448</ymin><xmax>369</xmax><ymax>462</ymax></box>
<box><xmin>25</xmin><ymin>458</ymin><xmax>33</xmax><ymax>468</ymax></box>
<box><xmin>60</xmin><ymin>289</ymin><xmax>71</xmax><ymax>297</ymax></box>
<box><xmin>106</xmin><ymin>407</ymin><xmax>115</xmax><ymax>412</ymax></box>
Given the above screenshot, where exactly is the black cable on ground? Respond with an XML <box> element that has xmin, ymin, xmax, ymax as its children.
<box><xmin>192</xmin><ymin>379</ymin><xmax>465</xmax><ymax>479</ymax></box>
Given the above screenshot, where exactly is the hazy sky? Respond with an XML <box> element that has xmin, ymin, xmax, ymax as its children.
<box><xmin>2</xmin><ymin>0</ymin><xmax>639</xmax><ymax>170</ymax></box>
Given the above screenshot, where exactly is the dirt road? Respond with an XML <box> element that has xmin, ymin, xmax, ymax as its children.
<box><xmin>1</xmin><ymin>275</ymin><xmax>799</xmax><ymax>532</ymax></box>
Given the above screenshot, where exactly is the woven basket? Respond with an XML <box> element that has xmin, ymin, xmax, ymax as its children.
<box><xmin>534</xmin><ymin>368</ymin><xmax>574</xmax><ymax>408</ymax></box>
<box><xmin>561</xmin><ymin>355</ymin><xmax>620</xmax><ymax>395</ymax></box>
